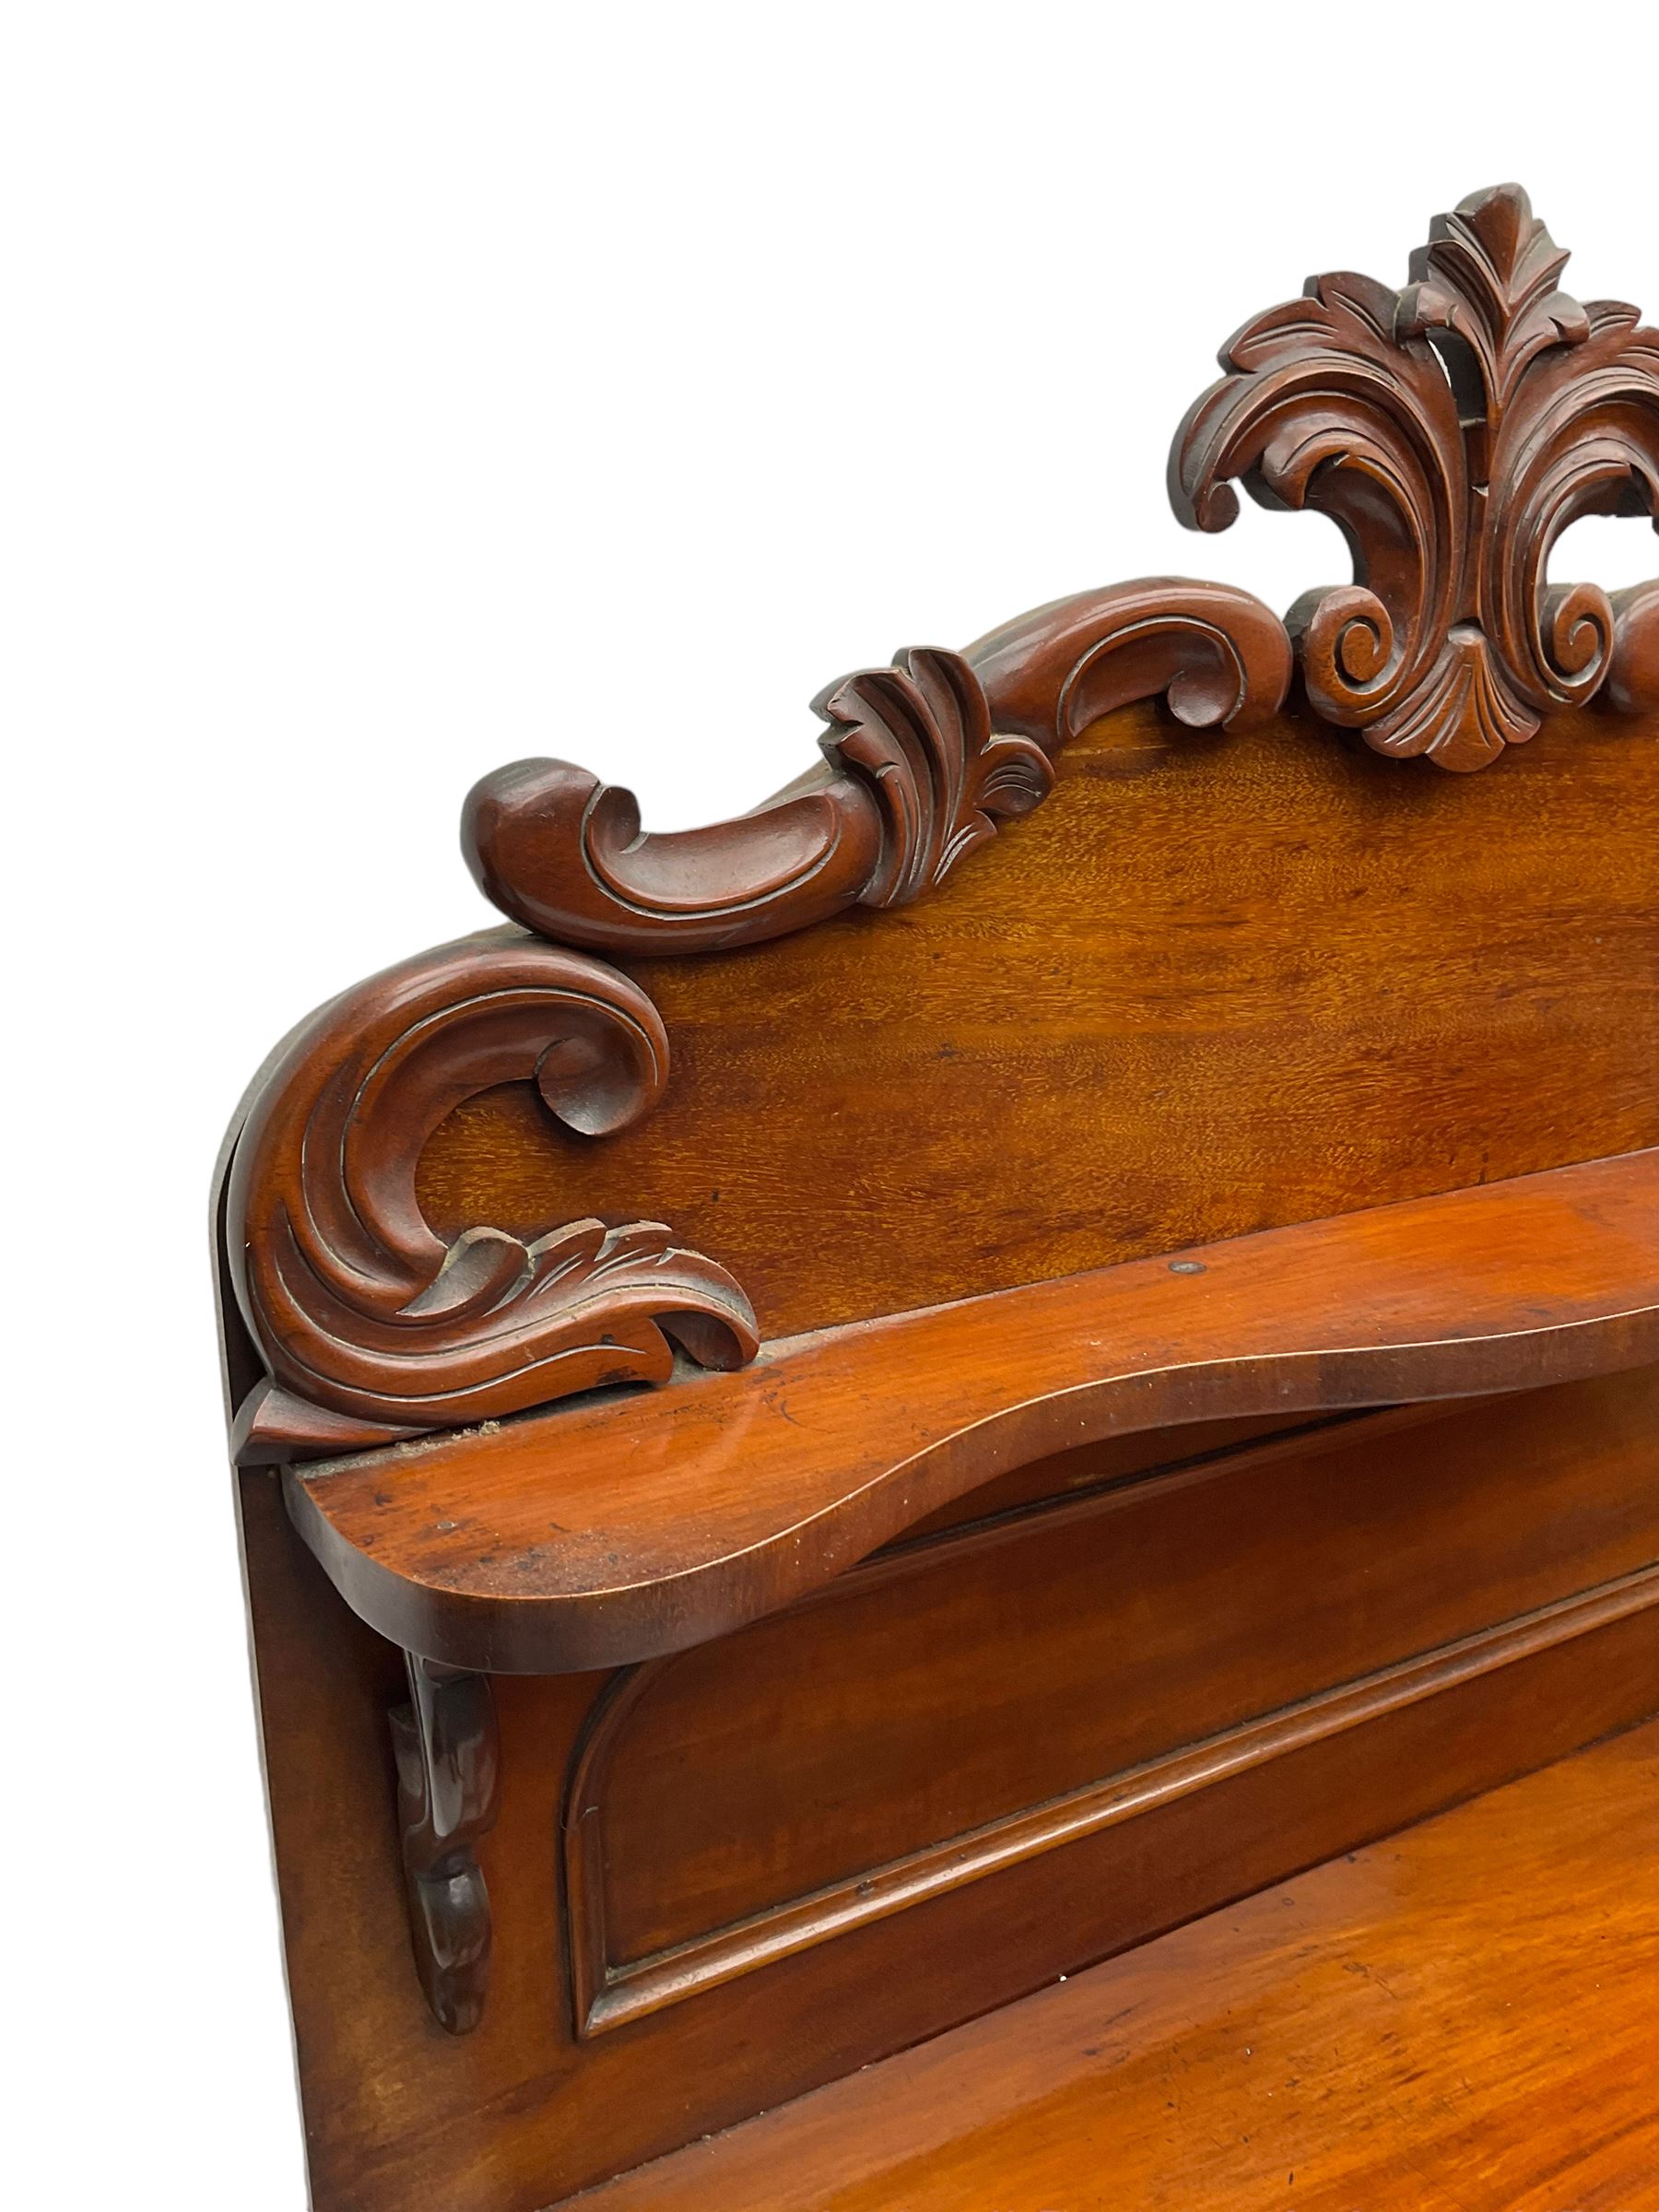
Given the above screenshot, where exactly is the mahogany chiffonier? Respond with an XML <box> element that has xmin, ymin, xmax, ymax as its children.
<box><xmin>214</xmin><ymin>183</ymin><xmax>1659</xmax><ymax>2208</ymax></box>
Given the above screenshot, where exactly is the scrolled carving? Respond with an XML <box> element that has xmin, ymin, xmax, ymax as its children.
<box><xmin>232</xmin><ymin>582</ymin><xmax>1292</xmax><ymax>1456</ymax></box>
<box><xmin>462</xmin><ymin>754</ymin><xmax>887</xmax><ymax>958</ymax></box>
<box><xmin>226</xmin><ymin>932</ymin><xmax>758</xmax><ymax>1460</ymax></box>
<box><xmin>463</xmin><ymin>582</ymin><xmax>1290</xmax><ymax>956</ymax></box>
<box><xmin>966</xmin><ymin>576</ymin><xmax>1293</xmax><ymax>747</ymax></box>
<box><xmin>220</xmin><ymin>183</ymin><xmax>1657</xmax><ymax>1482</ymax></box>
<box><xmin>1172</xmin><ymin>182</ymin><xmax>1659</xmax><ymax>771</ymax></box>
<box><xmin>461</xmin><ymin>645</ymin><xmax>1041</xmax><ymax>955</ymax></box>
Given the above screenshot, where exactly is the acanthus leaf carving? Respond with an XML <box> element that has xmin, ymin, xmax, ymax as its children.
<box><xmin>1172</xmin><ymin>182</ymin><xmax>1659</xmax><ymax>771</ymax></box>
<box><xmin>815</xmin><ymin>646</ymin><xmax>1054</xmax><ymax>908</ymax></box>
<box><xmin>225</xmin><ymin>932</ymin><xmax>758</xmax><ymax>1460</ymax></box>
<box><xmin>1394</xmin><ymin>182</ymin><xmax>1589</xmax><ymax>446</ymax></box>
<box><xmin>240</xmin><ymin>576</ymin><xmax>1292</xmax><ymax>1455</ymax></box>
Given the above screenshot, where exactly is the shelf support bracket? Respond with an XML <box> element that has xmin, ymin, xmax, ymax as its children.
<box><xmin>388</xmin><ymin>1652</ymin><xmax>500</xmax><ymax>2033</ymax></box>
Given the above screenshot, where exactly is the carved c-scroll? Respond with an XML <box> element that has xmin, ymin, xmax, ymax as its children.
<box><xmin>965</xmin><ymin>576</ymin><xmax>1294</xmax><ymax>747</ymax></box>
<box><xmin>461</xmin><ymin>581</ymin><xmax>1291</xmax><ymax>956</ymax></box>
<box><xmin>225</xmin><ymin>932</ymin><xmax>758</xmax><ymax>1461</ymax></box>
<box><xmin>1171</xmin><ymin>182</ymin><xmax>1659</xmax><ymax>771</ymax></box>
<box><xmin>388</xmin><ymin>1653</ymin><xmax>499</xmax><ymax>2033</ymax></box>
<box><xmin>462</xmin><ymin>754</ymin><xmax>888</xmax><ymax>958</ymax></box>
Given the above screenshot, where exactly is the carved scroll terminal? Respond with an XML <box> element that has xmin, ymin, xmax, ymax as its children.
<box><xmin>226</xmin><ymin>933</ymin><xmax>758</xmax><ymax>1460</ymax></box>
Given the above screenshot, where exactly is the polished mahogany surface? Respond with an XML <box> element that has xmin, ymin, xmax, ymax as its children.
<box><xmin>288</xmin><ymin>1149</ymin><xmax>1659</xmax><ymax>1672</ymax></box>
<box><xmin>425</xmin><ymin>694</ymin><xmax>1659</xmax><ymax>1359</ymax></box>
<box><xmin>577</xmin><ymin>1719</ymin><xmax>1659</xmax><ymax>2211</ymax></box>
<box><xmin>216</xmin><ymin>182</ymin><xmax>1659</xmax><ymax>2210</ymax></box>
<box><xmin>240</xmin><ymin>1374</ymin><xmax>1659</xmax><ymax>2210</ymax></box>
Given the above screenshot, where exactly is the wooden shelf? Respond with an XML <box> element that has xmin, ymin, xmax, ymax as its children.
<box><xmin>286</xmin><ymin>1148</ymin><xmax>1659</xmax><ymax>1672</ymax></box>
<box><xmin>571</xmin><ymin>1716</ymin><xmax>1659</xmax><ymax>2210</ymax></box>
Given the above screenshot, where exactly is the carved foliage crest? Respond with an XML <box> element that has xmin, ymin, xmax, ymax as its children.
<box><xmin>1173</xmin><ymin>184</ymin><xmax>1659</xmax><ymax>768</ymax></box>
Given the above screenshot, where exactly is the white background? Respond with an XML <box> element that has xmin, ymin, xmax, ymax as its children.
<box><xmin>6</xmin><ymin>5</ymin><xmax>1654</xmax><ymax>2204</ymax></box>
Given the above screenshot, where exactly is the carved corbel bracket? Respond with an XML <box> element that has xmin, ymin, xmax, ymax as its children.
<box><xmin>1171</xmin><ymin>182</ymin><xmax>1659</xmax><ymax>769</ymax></box>
<box><xmin>388</xmin><ymin>1653</ymin><xmax>499</xmax><ymax>2033</ymax></box>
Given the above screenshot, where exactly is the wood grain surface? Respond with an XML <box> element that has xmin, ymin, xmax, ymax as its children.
<box><xmin>571</xmin><ymin>1371</ymin><xmax>1659</xmax><ymax>2026</ymax></box>
<box><xmin>567</xmin><ymin>1373</ymin><xmax>1659</xmax><ymax>2034</ymax></box>
<box><xmin>241</xmin><ymin>1382</ymin><xmax>1659</xmax><ymax>2212</ymax></box>
<box><xmin>218</xmin><ymin>181</ymin><xmax>1659</xmax><ymax>2212</ymax></box>
<box><xmin>576</xmin><ymin>1718</ymin><xmax>1659</xmax><ymax>2211</ymax></box>
<box><xmin>420</xmin><ymin>696</ymin><xmax>1659</xmax><ymax>1354</ymax></box>
<box><xmin>288</xmin><ymin>1149</ymin><xmax>1659</xmax><ymax>1671</ymax></box>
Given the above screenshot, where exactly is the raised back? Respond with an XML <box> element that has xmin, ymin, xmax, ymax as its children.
<box><xmin>424</xmin><ymin>694</ymin><xmax>1659</xmax><ymax>1344</ymax></box>
<box><xmin>221</xmin><ymin>180</ymin><xmax>1657</xmax><ymax>1465</ymax></box>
